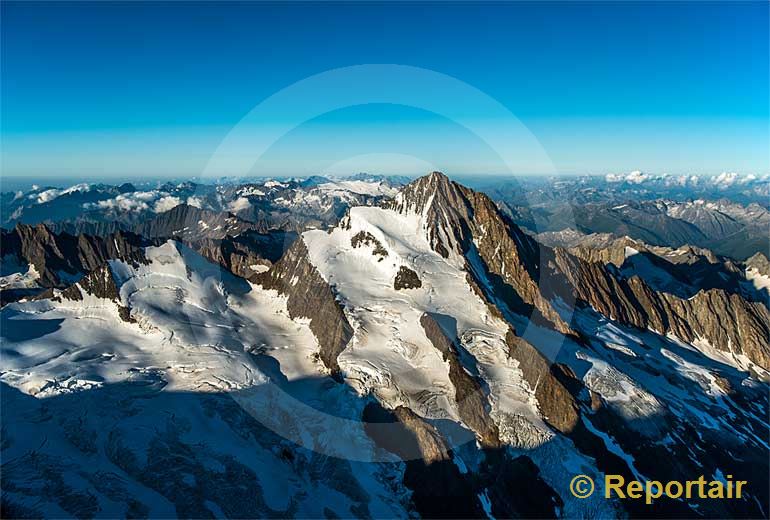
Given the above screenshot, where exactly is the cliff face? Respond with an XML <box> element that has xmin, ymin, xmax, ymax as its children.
<box><xmin>187</xmin><ymin>231</ymin><xmax>294</xmax><ymax>282</ymax></box>
<box><xmin>2</xmin><ymin>223</ymin><xmax>148</xmax><ymax>288</ymax></box>
<box><xmin>552</xmin><ymin>247</ymin><xmax>770</xmax><ymax>372</ymax></box>
<box><xmin>133</xmin><ymin>203</ymin><xmax>267</xmax><ymax>239</ymax></box>
<box><xmin>504</xmin><ymin>330</ymin><xmax>580</xmax><ymax>434</ymax></box>
<box><xmin>254</xmin><ymin>238</ymin><xmax>353</xmax><ymax>375</ymax></box>
<box><xmin>419</xmin><ymin>313</ymin><xmax>500</xmax><ymax>447</ymax></box>
<box><xmin>37</xmin><ymin>263</ymin><xmax>134</xmax><ymax>322</ymax></box>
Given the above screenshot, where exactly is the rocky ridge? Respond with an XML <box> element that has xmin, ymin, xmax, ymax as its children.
<box><xmin>1</xmin><ymin>223</ymin><xmax>149</xmax><ymax>290</ymax></box>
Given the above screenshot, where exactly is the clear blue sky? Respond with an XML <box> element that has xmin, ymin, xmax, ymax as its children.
<box><xmin>1</xmin><ymin>1</ymin><xmax>767</xmax><ymax>178</ymax></box>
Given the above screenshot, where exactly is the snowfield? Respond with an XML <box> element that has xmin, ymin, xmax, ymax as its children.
<box><xmin>303</xmin><ymin>205</ymin><xmax>550</xmax><ymax>447</ymax></box>
<box><xmin>1</xmin><ymin>241</ymin><xmax>413</xmax><ymax>517</ymax></box>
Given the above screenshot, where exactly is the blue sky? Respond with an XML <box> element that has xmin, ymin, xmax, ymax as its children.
<box><xmin>1</xmin><ymin>1</ymin><xmax>767</xmax><ymax>179</ymax></box>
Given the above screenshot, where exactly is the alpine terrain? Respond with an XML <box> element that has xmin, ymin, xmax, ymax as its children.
<box><xmin>1</xmin><ymin>172</ymin><xmax>768</xmax><ymax>519</ymax></box>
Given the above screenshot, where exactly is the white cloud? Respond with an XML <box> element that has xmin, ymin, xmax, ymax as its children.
<box><xmin>227</xmin><ymin>197</ymin><xmax>252</xmax><ymax>213</ymax></box>
<box><xmin>605</xmin><ymin>170</ymin><xmax>653</xmax><ymax>184</ymax></box>
<box><xmin>87</xmin><ymin>194</ymin><xmax>150</xmax><ymax>213</ymax></box>
<box><xmin>712</xmin><ymin>171</ymin><xmax>739</xmax><ymax>188</ymax></box>
<box><xmin>186</xmin><ymin>196</ymin><xmax>204</xmax><ymax>208</ymax></box>
<box><xmin>28</xmin><ymin>183</ymin><xmax>92</xmax><ymax>204</ymax></box>
<box><xmin>83</xmin><ymin>190</ymin><xmax>167</xmax><ymax>214</ymax></box>
<box><xmin>625</xmin><ymin>170</ymin><xmax>649</xmax><ymax>184</ymax></box>
<box><xmin>153</xmin><ymin>196</ymin><xmax>182</xmax><ymax>213</ymax></box>
<box><xmin>664</xmin><ymin>174</ymin><xmax>700</xmax><ymax>187</ymax></box>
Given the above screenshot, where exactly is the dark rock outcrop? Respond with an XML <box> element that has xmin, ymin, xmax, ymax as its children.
<box><xmin>504</xmin><ymin>330</ymin><xmax>580</xmax><ymax>434</ymax></box>
<box><xmin>134</xmin><ymin>204</ymin><xmax>263</xmax><ymax>240</ymax></box>
<box><xmin>362</xmin><ymin>403</ymin><xmax>484</xmax><ymax>519</ymax></box>
<box><xmin>419</xmin><ymin>313</ymin><xmax>499</xmax><ymax>447</ymax></box>
<box><xmin>363</xmin><ymin>402</ymin><xmax>561</xmax><ymax>519</ymax></box>
<box><xmin>350</xmin><ymin>231</ymin><xmax>388</xmax><ymax>259</ymax></box>
<box><xmin>187</xmin><ymin>230</ymin><xmax>296</xmax><ymax>282</ymax></box>
<box><xmin>40</xmin><ymin>264</ymin><xmax>134</xmax><ymax>322</ymax></box>
<box><xmin>58</xmin><ymin>264</ymin><xmax>120</xmax><ymax>302</ymax></box>
<box><xmin>393</xmin><ymin>266</ymin><xmax>421</xmax><ymax>290</ymax></box>
<box><xmin>1</xmin><ymin>223</ymin><xmax>149</xmax><ymax>289</ymax></box>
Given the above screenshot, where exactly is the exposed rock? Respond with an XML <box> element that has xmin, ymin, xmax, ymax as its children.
<box><xmin>1</xmin><ymin>223</ymin><xmax>148</xmax><ymax>289</ymax></box>
<box><xmin>504</xmin><ymin>330</ymin><xmax>580</xmax><ymax>434</ymax></box>
<box><xmin>393</xmin><ymin>266</ymin><xmax>421</xmax><ymax>290</ymax></box>
<box><xmin>746</xmin><ymin>252</ymin><xmax>770</xmax><ymax>277</ymax></box>
<box><xmin>552</xmin><ymin>247</ymin><xmax>770</xmax><ymax>372</ymax></box>
<box><xmin>363</xmin><ymin>403</ymin><xmax>451</xmax><ymax>465</ymax></box>
<box><xmin>134</xmin><ymin>203</ymin><xmax>264</xmax><ymax>240</ymax></box>
<box><xmin>552</xmin><ymin>234</ymin><xmax>763</xmax><ymax>304</ymax></box>
<box><xmin>569</xmin><ymin>235</ymin><xmax>650</xmax><ymax>267</ymax></box>
<box><xmin>255</xmin><ymin>238</ymin><xmax>352</xmax><ymax>375</ymax></box>
<box><xmin>187</xmin><ymin>230</ymin><xmax>295</xmax><ymax>281</ymax></box>
<box><xmin>40</xmin><ymin>264</ymin><xmax>135</xmax><ymax>322</ymax></box>
<box><xmin>419</xmin><ymin>313</ymin><xmax>500</xmax><ymax>447</ymax></box>
<box><xmin>350</xmin><ymin>231</ymin><xmax>388</xmax><ymax>258</ymax></box>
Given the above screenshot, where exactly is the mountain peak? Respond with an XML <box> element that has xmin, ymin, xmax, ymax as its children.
<box><xmin>426</xmin><ymin>170</ymin><xmax>450</xmax><ymax>181</ymax></box>
<box><xmin>388</xmin><ymin>171</ymin><xmax>465</xmax><ymax>216</ymax></box>
<box><xmin>417</xmin><ymin>171</ymin><xmax>454</xmax><ymax>192</ymax></box>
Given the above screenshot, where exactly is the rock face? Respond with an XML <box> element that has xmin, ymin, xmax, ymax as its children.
<box><xmin>57</xmin><ymin>264</ymin><xmax>121</xmax><ymax>302</ymax></box>
<box><xmin>134</xmin><ymin>203</ymin><xmax>264</xmax><ymax>240</ymax></box>
<box><xmin>1</xmin><ymin>223</ymin><xmax>149</xmax><ymax>288</ymax></box>
<box><xmin>39</xmin><ymin>264</ymin><xmax>134</xmax><ymax>322</ymax></box>
<box><xmin>186</xmin><ymin>230</ymin><xmax>296</xmax><ymax>281</ymax></box>
<box><xmin>746</xmin><ymin>252</ymin><xmax>770</xmax><ymax>277</ymax></box>
<box><xmin>362</xmin><ymin>401</ymin><xmax>562</xmax><ymax>519</ymax></box>
<box><xmin>504</xmin><ymin>330</ymin><xmax>581</xmax><ymax>434</ymax></box>
<box><xmin>132</xmin><ymin>204</ymin><xmax>298</xmax><ymax>282</ymax></box>
<box><xmin>393</xmin><ymin>266</ymin><xmax>422</xmax><ymax>290</ymax></box>
<box><xmin>255</xmin><ymin>238</ymin><xmax>353</xmax><ymax>375</ymax></box>
<box><xmin>363</xmin><ymin>403</ymin><xmax>451</xmax><ymax>465</ymax></box>
<box><xmin>387</xmin><ymin>172</ymin><xmax>572</xmax><ymax>335</ymax></box>
<box><xmin>557</xmin><ymin>234</ymin><xmax>764</xmax><ymax>303</ymax></box>
<box><xmin>419</xmin><ymin>313</ymin><xmax>499</xmax><ymax>447</ymax></box>
<box><xmin>551</xmin><ymin>247</ymin><xmax>770</xmax><ymax>372</ymax></box>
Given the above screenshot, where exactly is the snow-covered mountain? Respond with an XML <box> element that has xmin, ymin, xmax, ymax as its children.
<box><xmin>1</xmin><ymin>172</ymin><xmax>768</xmax><ymax>518</ymax></box>
<box><xmin>1</xmin><ymin>176</ymin><xmax>404</xmax><ymax>238</ymax></box>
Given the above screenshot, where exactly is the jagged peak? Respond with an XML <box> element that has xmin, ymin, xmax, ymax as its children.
<box><xmin>388</xmin><ymin>171</ymin><xmax>467</xmax><ymax>216</ymax></box>
<box><xmin>13</xmin><ymin>221</ymin><xmax>54</xmax><ymax>235</ymax></box>
<box><xmin>426</xmin><ymin>170</ymin><xmax>450</xmax><ymax>182</ymax></box>
<box><xmin>409</xmin><ymin>170</ymin><xmax>454</xmax><ymax>192</ymax></box>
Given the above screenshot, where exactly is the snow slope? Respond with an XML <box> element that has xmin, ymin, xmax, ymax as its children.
<box><xmin>304</xmin><ymin>205</ymin><xmax>550</xmax><ymax>447</ymax></box>
<box><xmin>1</xmin><ymin>241</ymin><xmax>411</xmax><ymax>518</ymax></box>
